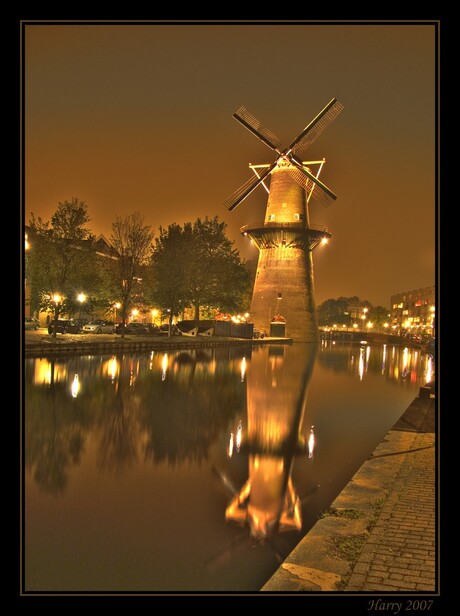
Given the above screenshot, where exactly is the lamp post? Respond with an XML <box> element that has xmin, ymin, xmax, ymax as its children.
<box><xmin>114</xmin><ymin>302</ymin><xmax>121</xmax><ymax>324</ymax></box>
<box><xmin>360</xmin><ymin>307</ymin><xmax>368</xmax><ymax>332</ymax></box>
<box><xmin>77</xmin><ymin>292</ymin><xmax>86</xmax><ymax>319</ymax></box>
<box><xmin>51</xmin><ymin>293</ymin><xmax>62</xmax><ymax>338</ymax></box>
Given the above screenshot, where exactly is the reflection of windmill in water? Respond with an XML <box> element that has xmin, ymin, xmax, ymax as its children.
<box><xmin>224</xmin><ymin>99</ymin><xmax>343</xmax><ymax>341</ymax></box>
<box><xmin>214</xmin><ymin>344</ymin><xmax>318</xmax><ymax>543</ymax></box>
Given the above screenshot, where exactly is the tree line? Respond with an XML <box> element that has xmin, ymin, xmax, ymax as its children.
<box><xmin>317</xmin><ymin>296</ymin><xmax>390</xmax><ymax>328</ymax></box>
<box><xmin>26</xmin><ymin>198</ymin><xmax>252</xmax><ymax>337</ymax></box>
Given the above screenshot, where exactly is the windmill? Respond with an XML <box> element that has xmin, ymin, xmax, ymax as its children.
<box><xmin>224</xmin><ymin>98</ymin><xmax>343</xmax><ymax>341</ymax></box>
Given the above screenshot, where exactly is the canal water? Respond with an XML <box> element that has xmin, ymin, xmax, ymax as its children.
<box><xmin>24</xmin><ymin>341</ymin><xmax>432</xmax><ymax>592</ymax></box>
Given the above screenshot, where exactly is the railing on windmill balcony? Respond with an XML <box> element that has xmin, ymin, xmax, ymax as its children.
<box><xmin>241</xmin><ymin>222</ymin><xmax>331</xmax><ymax>250</ymax></box>
<box><xmin>241</xmin><ymin>221</ymin><xmax>329</xmax><ymax>234</ymax></box>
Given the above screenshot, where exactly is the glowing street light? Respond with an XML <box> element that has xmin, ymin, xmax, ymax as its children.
<box><xmin>366</xmin><ymin>321</ymin><xmax>373</xmax><ymax>329</ymax></box>
<box><xmin>383</xmin><ymin>322</ymin><xmax>389</xmax><ymax>329</ymax></box>
<box><xmin>113</xmin><ymin>302</ymin><xmax>121</xmax><ymax>323</ymax></box>
<box><xmin>77</xmin><ymin>292</ymin><xmax>86</xmax><ymax>318</ymax></box>
<box><xmin>321</xmin><ymin>237</ymin><xmax>329</xmax><ymax>245</ymax></box>
<box><xmin>51</xmin><ymin>294</ymin><xmax>62</xmax><ymax>338</ymax></box>
<box><xmin>151</xmin><ymin>308</ymin><xmax>159</xmax><ymax>325</ymax></box>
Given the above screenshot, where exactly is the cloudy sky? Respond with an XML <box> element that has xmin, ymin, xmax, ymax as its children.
<box><xmin>24</xmin><ymin>22</ymin><xmax>436</xmax><ymax>306</ymax></box>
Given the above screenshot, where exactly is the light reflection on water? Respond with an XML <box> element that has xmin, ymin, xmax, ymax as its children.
<box><xmin>25</xmin><ymin>343</ymin><xmax>431</xmax><ymax>592</ymax></box>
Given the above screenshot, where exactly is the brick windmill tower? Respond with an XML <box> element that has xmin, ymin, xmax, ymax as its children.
<box><xmin>224</xmin><ymin>99</ymin><xmax>343</xmax><ymax>341</ymax></box>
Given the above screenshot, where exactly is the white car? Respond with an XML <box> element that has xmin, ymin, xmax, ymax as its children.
<box><xmin>82</xmin><ymin>320</ymin><xmax>115</xmax><ymax>334</ymax></box>
<box><xmin>25</xmin><ymin>317</ymin><xmax>40</xmax><ymax>330</ymax></box>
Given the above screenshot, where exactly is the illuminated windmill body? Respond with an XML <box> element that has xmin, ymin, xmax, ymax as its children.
<box><xmin>224</xmin><ymin>99</ymin><xmax>343</xmax><ymax>341</ymax></box>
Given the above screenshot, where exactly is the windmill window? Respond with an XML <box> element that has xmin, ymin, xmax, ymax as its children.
<box><xmin>268</xmin><ymin>214</ymin><xmax>276</xmax><ymax>221</ymax></box>
<box><xmin>294</xmin><ymin>213</ymin><xmax>304</xmax><ymax>220</ymax></box>
<box><xmin>281</xmin><ymin>239</ymin><xmax>286</xmax><ymax>246</ymax></box>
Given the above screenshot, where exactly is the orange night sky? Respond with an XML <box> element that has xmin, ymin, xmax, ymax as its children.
<box><xmin>24</xmin><ymin>22</ymin><xmax>436</xmax><ymax>306</ymax></box>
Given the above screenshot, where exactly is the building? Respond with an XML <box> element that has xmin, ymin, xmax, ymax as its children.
<box><xmin>390</xmin><ymin>286</ymin><xmax>435</xmax><ymax>334</ymax></box>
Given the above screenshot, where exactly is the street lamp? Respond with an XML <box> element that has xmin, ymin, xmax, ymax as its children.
<box><xmin>366</xmin><ymin>321</ymin><xmax>373</xmax><ymax>330</ymax></box>
<box><xmin>77</xmin><ymin>292</ymin><xmax>86</xmax><ymax>319</ymax></box>
<box><xmin>51</xmin><ymin>293</ymin><xmax>62</xmax><ymax>338</ymax></box>
<box><xmin>113</xmin><ymin>302</ymin><xmax>121</xmax><ymax>323</ymax></box>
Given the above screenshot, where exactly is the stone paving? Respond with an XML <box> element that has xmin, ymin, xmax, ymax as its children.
<box><xmin>344</xmin><ymin>431</ymin><xmax>435</xmax><ymax>592</ymax></box>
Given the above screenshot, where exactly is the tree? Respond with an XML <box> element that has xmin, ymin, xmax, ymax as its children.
<box><xmin>27</xmin><ymin>198</ymin><xmax>98</xmax><ymax>337</ymax></box>
<box><xmin>105</xmin><ymin>212</ymin><xmax>153</xmax><ymax>338</ymax></box>
<box><xmin>188</xmin><ymin>216</ymin><xmax>251</xmax><ymax>319</ymax></box>
<box><xmin>317</xmin><ymin>296</ymin><xmax>390</xmax><ymax>329</ymax></box>
<box><xmin>149</xmin><ymin>216</ymin><xmax>252</xmax><ymax>329</ymax></box>
<box><xmin>149</xmin><ymin>222</ymin><xmax>193</xmax><ymax>335</ymax></box>
<box><xmin>317</xmin><ymin>297</ymin><xmax>351</xmax><ymax>326</ymax></box>
<box><xmin>368</xmin><ymin>305</ymin><xmax>391</xmax><ymax>329</ymax></box>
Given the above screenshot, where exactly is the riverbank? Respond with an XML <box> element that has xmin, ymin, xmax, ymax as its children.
<box><xmin>261</xmin><ymin>387</ymin><xmax>436</xmax><ymax>593</ymax></box>
<box><xmin>23</xmin><ymin>330</ymin><xmax>292</xmax><ymax>357</ymax></box>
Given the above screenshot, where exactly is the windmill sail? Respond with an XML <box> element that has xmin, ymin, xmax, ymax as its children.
<box><xmin>286</xmin><ymin>166</ymin><xmax>334</xmax><ymax>207</ymax></box>
<box><xmin>224</xmin><ymin>99</ymin><xmax>342</xmax><ymax>209</ymax></box>
<box><xmin>288</xmin><ymin>98</ymin><xmax>344</xmax><ymax>157</ymax></box>
<box><xmin>224</xmin><ymin>163</ymin><xmax>275</xmax><ymax>211</ymax></box>
<box><xmin>233</xmin><ymin>106</ymin><xmax>282</xmax><ymax>152</ymax></box>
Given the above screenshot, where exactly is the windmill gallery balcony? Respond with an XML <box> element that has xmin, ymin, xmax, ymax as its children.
<box><xmin>241</xmin><ymin>221</ymin><xmax>331</xmax><ymax>251</ymax></box>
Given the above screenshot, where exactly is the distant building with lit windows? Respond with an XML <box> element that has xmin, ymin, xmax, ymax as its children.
<box><xmin>390</xmin><ymin>286</ymin><xmax>435</xmax><ymax>334</ymax></box>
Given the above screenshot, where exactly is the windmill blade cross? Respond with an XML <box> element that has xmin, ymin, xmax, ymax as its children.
<box><xmin>287</xmin><ymin>98</ymin><xmax>344</xmax><ymax>157</ymax></box>
<box><xmin>224</xmin><ymin>162</ymin><xmax>276</xmax><ymax>211</ymax></box>
<box><xmin>290</xmin><ymin>161</ymin><xmax>337</xmax><ymax>208</ymax></box>
<box><xmin>233</xmin><ymin>106</ymin><xmax>282</xmax><ymax>152</ymax></box>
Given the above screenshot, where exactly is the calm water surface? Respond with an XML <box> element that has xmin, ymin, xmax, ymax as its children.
<box><xmin>24</xmin><ymin>341</ymin><xmax>432</xmax><ymax>591</ymax></box>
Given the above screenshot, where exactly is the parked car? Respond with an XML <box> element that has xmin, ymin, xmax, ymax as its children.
<box><xmin>82</xmin><ymin>320</ymin><xmax>116</xmax><ymax>334</ymax></box>
<box><xmin>48</xmin><ymin>319</ymin><xmax>80</xmax><ymax>334</ymax></box>
<box><xmin>74</xmin><ymin>318</ymin><xmax>89</xmax><ymax>330</ymax></box>
<box><xmin>25</xmin><ymin>317</ymin><xmax>40</xmax><ymax>330</ymax></box>
<box><xmin>115</xmin><ymin>322</ymin><xmax>150</xmax><ymax>335</ymax></box>
<box><xmin>158</xmin><ymin>323</ymin><xmax>181</xmax><ymax>335</ymax></box>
